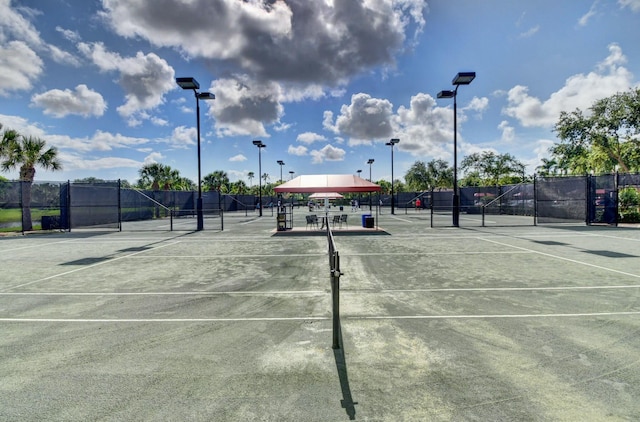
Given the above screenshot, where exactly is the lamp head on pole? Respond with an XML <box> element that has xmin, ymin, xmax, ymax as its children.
<box><xmin>437</xmin><ymin>90</ymin><xmax>455</xmax><ymax>99</ymax></box>
<box><xmin>367</xmin><ymin>159</ymin><xmax>375</xmax><ymax>165</ymax></box>
<box><xmin>176</xmin><ymin>77</ymin><xmax>200</xmax><ymax>90</ymax></box>
<box><xmin>277</xmin><ymin>160</ymin><xmax>284</xmax><ymax>166</ymax></box>
<box><xmin>452</xmin><ymin>71</ymin><xmax>476</xmax><ymax>85</ymax></box>
<box><xmin>196</xmin><ymin>92</ymin><xmax>215</xmax><ymax>100</ymax></box>
<box><xmin>253</xmin><ymin>139</ymin><xmax>265</xmax><ymax>148</ymax></box>
<box><xmin>386</xmin><ymin>138</ymin><xmax>399</xmax><ymax>146</ymax></box>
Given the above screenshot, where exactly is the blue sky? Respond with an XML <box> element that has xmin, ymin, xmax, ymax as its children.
<box><xmin>1</xmin><ymin>0</ymin><xmax>639</xmax><ymax>185</ymax></box>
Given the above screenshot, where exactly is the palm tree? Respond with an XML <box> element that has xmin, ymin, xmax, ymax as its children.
<box><xmin>231</xmin><ymin>180</ymin><xmax>248</xmax><ymax>194</ymax></box>
<box><xmin>203</xmin><ymin>170</ymin><xmax>230</xmax><ymax>193</ymax></box>
<box><xmin>247</xmin><ymin>171</ymin><xmax>255</xmax><ymax>187</ymax></box>
<box><xmin>1</xmin><ymin>126</ymin><xmax>62</xmax><ymax>230</ymax></box>
<box><xmin>137</xmin><ymin>163</ymin><xmax>175</xmax><ymax>190</ymax></box>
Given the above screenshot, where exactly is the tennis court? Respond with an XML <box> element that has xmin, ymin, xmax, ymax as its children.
<box><xmin>2</xmin><ymin>211</ymin><xmax>640</xmax><ymax>421</ymax></box>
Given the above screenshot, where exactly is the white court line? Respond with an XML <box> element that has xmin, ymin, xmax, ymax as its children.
<box><xmin>352</xmin><ymin>311</ymin><xmax>640</xmax><ymax>320</ymax></box>
<box><xmin>0</xmin><ymin>290</ymin><xmax>326</xmax><ymax>296</ymax></box>
<box><xmin>380</xmin><ymin>285</ymin><xmax>640</xmax><ymax>292</ymax></box>
<box><xmin>593</xmin><ymin>233</ymin><xmax>640</xmax><ymax>243</ymax></box>
<box><xmin>2</xmin><ymin>310</ymin><xmax>640</xmax><ymax>323</ymax></box>
<box><xmin>1</xmin><ymin>241</ymin><xmax>180</xmax><ymax>292</ymax></box>
<box><xmin>337</xmin><ymin>251</ymin><xmax>530</xmax><ymax>256</ymax></box>
<box><xmin>389</xmin><ymin>215</ymin><xmax>413</xmax><ymax>223</ymax></box>
<box><xmin>0</xmin><ymin>316</ymin><xmax>329</xmax><ymax>322</ymax></box>
<box><xmin>479</xmin><ymin>237</ymin><xmax>640</xmax><ymax>279</ymax></box>
<box><xmin>240</xmin><ymin>218</ymin><xmax>261</xmax><ymax>225</ymax></box>
<box><xmin>0</xmin><ymin>238</ymin><xmax>77</xmax><ymax>253</ymax></box>
<box><xmin>126</xmin><ymin>253</ymin><xmax>326</xmax><ymax>258</ymax></box>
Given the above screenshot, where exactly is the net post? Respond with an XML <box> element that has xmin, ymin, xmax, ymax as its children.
<box><xmin>331</xmin><ymin>251</ymin><xmax>341</xmax><ymax>350</ymax></box>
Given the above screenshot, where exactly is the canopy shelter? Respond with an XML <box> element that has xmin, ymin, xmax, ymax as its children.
<box><xmin>309</xmin><ymin>192</ymin><xmax>344</xmax><ymax>200</ymax></box>
<box><xmin>274</xmin><ymin>174</ymin><xmax>381</xmax><ymax>194</ymax></box>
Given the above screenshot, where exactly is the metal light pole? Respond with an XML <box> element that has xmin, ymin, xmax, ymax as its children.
<box><xmin>385</xmin><ymin>138</ymin><xmax>399</xmax><ymax>214</ymax></box>
<box><xmin>438</xmin><ymin>71</ymin><xmax>476</xmax><ymax>227</ymax></box>
<box><xmin>253</xmin><ymin>140</ymin><xmax>266</xmax><ymax>217</ymax></box>
<box><xmin>277</xmin><ymin>160</ymin><xmax>285</xmax><ymax>183</ymax></box>
<box><xmin>367</xmin><ymin>159</ymin><xmax>374</xmax><ymax>211</ymax></box>
<box><xmin>176</xmin><ymin>77</ymin><xmax>215</xmax><ymax>231</ymax></box>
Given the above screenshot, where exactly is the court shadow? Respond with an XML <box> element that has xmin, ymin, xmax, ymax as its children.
<box><xmin>583</xmin><ymin>250</ymin><xmax>638</xmax><ymax>258</ymax></box>
<box><xmin>333</xmin><ymin>327</ymin><xmax>357</xmax><ymax>420</ymax></box>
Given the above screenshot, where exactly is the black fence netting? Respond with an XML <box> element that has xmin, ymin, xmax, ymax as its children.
<box><xmin>536</xmin><ymin>176</ymin><xmax>587</xmax><ymax>224</ymax></box>
<box><xmin>63</xmin><ymin>182</ymin><xmax>120</xmax><ymax>229</ymax></box>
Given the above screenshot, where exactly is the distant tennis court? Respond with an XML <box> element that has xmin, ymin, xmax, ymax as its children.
<box><xmin>2</xmin><ymin>211</ymin><xmax>640</xmax><ymax>421</ymax></box>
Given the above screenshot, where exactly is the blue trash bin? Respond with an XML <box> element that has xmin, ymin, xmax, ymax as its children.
<box><xmin>361</xmin><ymin>214</ymin><xmax>371</xmax><ymax>227</ymax></box>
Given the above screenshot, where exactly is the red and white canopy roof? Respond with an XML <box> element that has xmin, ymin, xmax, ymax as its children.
<box><xmin>274</xmin><ymin>174</ymin><xmax>381</xmax><ymax>193</ymax></box>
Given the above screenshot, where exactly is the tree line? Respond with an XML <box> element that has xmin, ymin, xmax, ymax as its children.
<box><xmin>3</xmin><ymin>87</ymin><xmax>640</xmax><ymax>228</ymax></box>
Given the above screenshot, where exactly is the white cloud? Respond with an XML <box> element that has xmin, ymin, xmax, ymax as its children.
<box><xmin>61</xmin><ymin>154</ymin><xmax>144</xmax><ymax>171</ymax></box>
<box><xmin>0</xmin><ymin>41</ymin><xmax>43</xmax><ymax>95</ymax></box>
<box><xmin>323</xmin><ymin>93</ymin><xmax>394</xmax><ymax>142</ymax></box>
<box><xmin>0</xmin><ymin>0</ymin><xmax>43</xmax><ymax>48</ymax></box>
<box><xmin>518</xmin><ymin>25</ymin><xmax>539</xmax><ymax>38</ymax></box>
<box><xmin>55</xmin><ymin>26</ymin><xmax>81</xmax><ymax>43</ymax></box>
<box><xmin>310</xmin><ymin>144</ymin><xmax>345</xmax><ymax>164</ymax></box>
<box><xmin>619</xmin><ymin>0</ymin><xmax>640</xmax><ymax>12</ymax></box>
<box><xmin>288</xmin><ymin>145</ymin><xmax>308</xmax><ymax>156</ymax></box>
<box><xmin>167</xmin><ymin>126</ymin><xmax>196</xmax><ymax>148</ymax></box>
<box><xmin>31</xmin><ymin>84</ymin><xmax>106</xmax><ymax>118</ymax></box>
<box><xmin>209</xmin><ymin>75</ymin><xmax>283</xmax><ymax>137</ymax></box>
<box><xmin>229</xmin><ymin>154</ymin><xmax>247</xmax><ymax>162</ymax></box>
<box><xmin>503</xmin><ymin>44</ymin><xmax>634</xmax><ymax>127</ymax></box>
<box><xmin>297</xmin><ymin>132</ymin><xmax>326</xmax><ymax>144</ymax></box>
<box><xmin>463</xmin><ymin>96</ymin><xmax>489</xmax><ymax>114</ymax></box>
<box><xmin>578</xmin><ymin>2</ymin><xmax>598</xmax><ymax>26</ymax></box>
<box><xmin>498</xmin><ymin>120</ymin><xmax>515</xmax><ymax>142</ymax></box>
<box><xmin>78</xmin><ymin>42</ymin><xmax>175</xmax><ymax>119</ymax></box>
<box><xmin>143</xmin><ymin>152</ymin><xmax>164</xmax><ymax>165</ymax></box>
<box><xmin>99</xmin><ymin>0</ymin><xmax>427</xmax><ymax>86</ymax></box>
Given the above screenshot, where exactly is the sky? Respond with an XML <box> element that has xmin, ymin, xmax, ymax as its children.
<box><xmin>1</xmin><ymin>0</ymin><xmax>639</xmax><ymax>186</ymax></box>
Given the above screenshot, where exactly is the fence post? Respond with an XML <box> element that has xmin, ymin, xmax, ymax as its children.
<box><xmin>533</xmin><ymin>174</ymin><xmax>538</xmax><ymax>226</ymax></box>
<box><xmin>67</xmin><ymin>180</ymin><xmax>72</xmax><ymax>232</ymax></box>
<box><xmin>331</xmin><ymin>251</ymin><xmax>341</xmax><ymax>350</ymax></box>
<box><xmin>118</xmin><ymin>179</ymin><xmax>122</xmax><ymax>232</ymax></box>
<box><xmin>615</xmin><ymin>170</ymin><xmax>619</xmax><ymax>227</ymax></box>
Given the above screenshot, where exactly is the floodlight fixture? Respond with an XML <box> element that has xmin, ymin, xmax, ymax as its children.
<box><xmin>176</xmin><ymin>77</ymin><xmax>200</xmax><ymax>90</ymax></box>
<box><xmin>437</xmin><ymin>90</ymin><xmax>455</xmax><ymax>99</ymax></box>
<box><xmin>453</xmin><ymin>71</ymin><xmax>476</xmax><ymax>85</ymax></box>
<box><xmin>196</xmin><ymin>92</ymin><xmax>215</xmax><ymax>100</ymax></box>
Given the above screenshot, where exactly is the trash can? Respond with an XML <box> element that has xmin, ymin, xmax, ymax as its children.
<box><xmin>364</xmin><ymin>216</ymin><xmax>375</xmax><ymax>228</ymax></box>
<box><xmin>361</xmin><ymin>214</ymin><xmax>372</xmax><ymax>227</ymax></box>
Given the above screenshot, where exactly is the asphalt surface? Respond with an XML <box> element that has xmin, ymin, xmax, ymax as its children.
<box><xmin>2</xmin><ymin>209</ymin><xmax>640</xmax><ymax>421</ymax></box>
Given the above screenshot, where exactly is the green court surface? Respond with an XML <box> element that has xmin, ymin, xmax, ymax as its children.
<box><xmin>2</xmin><ymin>210</ymin><xmax>640</xmax><ymax>421</ymax></box>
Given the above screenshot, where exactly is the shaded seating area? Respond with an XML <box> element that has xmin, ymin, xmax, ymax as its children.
<box><xmin>274</xmin><ymin>174</ymin><xmax>381</xmax><ymax>232</ymax></box>
<box><xmin>331</xmin><ymin>214</ymin><xmax>349</xmax><ymax>229</ymax></box>
<box><xmin>306</xmin><ymin>215</ymin><xmax>319</xmax><ymax>230</ymax></box>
